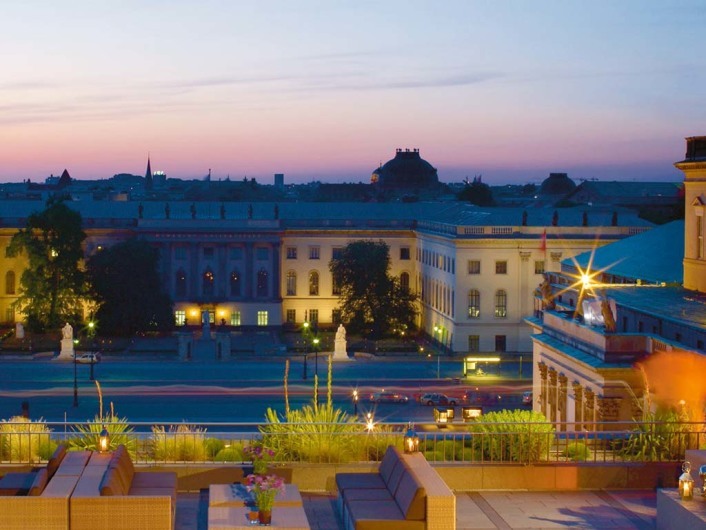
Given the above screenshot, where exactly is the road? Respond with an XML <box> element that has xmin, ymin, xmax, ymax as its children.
<box><xmin>0</xmin><ymin>354</ymin><xmax>532</xmax><ymax>425</ymax></box>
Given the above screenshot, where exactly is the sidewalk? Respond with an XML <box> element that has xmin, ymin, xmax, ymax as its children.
<box><xmin>176</xmin><ymin>489</ymin><xmax>657</xmax><ymax>529</ymax></box>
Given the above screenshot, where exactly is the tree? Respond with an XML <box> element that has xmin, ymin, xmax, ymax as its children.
<box><xmin>458</xmin><ymin>175</ymin><xmax>495</xmax><ymax>206</ymax></box>
<box><xmin>329</xmin><ymin>240</ymin><xmax>417</xmax><ymax>338</ymax></box>
<box><xmin>87</xmin><ymin>239</ymin><xmax>174</xmax><ymax>336</ymax></box>
<box><xmin>6</xmin><ymin>196</ymin><xmax>87</xmax><ymax>331</ymax></box>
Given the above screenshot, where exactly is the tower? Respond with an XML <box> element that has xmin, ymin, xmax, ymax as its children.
<box><xmin>674</xmin><ymin>136</ymin><xmax>706</xmax><ymax>292</ymax></box>
<box><xmin>145</xmin><ymin>155</ymin><xmax>153</xmax><ymax>190</ymax></box>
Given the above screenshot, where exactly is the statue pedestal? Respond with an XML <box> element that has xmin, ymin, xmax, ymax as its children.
<box><xmin>332</xmin><ymin>339</ymin><xmax>350</xmax><ymax>361</ymax></box>
<box><xmin>56</xmin><ymin>338</ymin><xmax>74</xmax><ymax>361</ymax></box>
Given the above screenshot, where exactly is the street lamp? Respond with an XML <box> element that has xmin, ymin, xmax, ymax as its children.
<box><xmin>352</xmin><ymin>389</ymin><xmax>359</xmax><ymax>414</ymax></box>
<box><xmin>302</xmin><ymin>322</ymin><xmax>310</xmax><ymax>380</ymax></box>
<box><xmin>313</xmin><ymin>337</ymin><xmax>320</xmax><ymax>378</ymax></box>
<box><xmin>72</xmin><ymin>349</ymin><xmax>78</xmax><ymax>407</ymax></box>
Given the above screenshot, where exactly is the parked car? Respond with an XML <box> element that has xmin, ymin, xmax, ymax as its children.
<box><xmin>419</xmin><ymin>393</ymin><xmax>456</xmax><ymax>406</ymax></box>
<box><xmin>462</xmin><ymin>391</ymin><xmax>503</xmax><ymax>406</ymax></box>
<box><xmin>369</xmin><ymin>392</ymin><xmax>409</xmax><ymax>404</ymax></box>
<box><xmin>522</xmin><ymin>391</ymin><xmax>533</xmax><ymax>405</ymax></box>
<box><xmin>75</xmin><ymin>352</ymin><xmax>100</xmax><ymax>364</ymax></box>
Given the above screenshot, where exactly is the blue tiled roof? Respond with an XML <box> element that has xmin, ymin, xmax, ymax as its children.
<box><xmin>563</xmin><ymin>220</ymin><xmax>683</xmax><ymax>284</ymax></box>
<box><xmin>531</xmin><ymin>333</ymin><xmax>634</xmax><ymax>369</ymax></box>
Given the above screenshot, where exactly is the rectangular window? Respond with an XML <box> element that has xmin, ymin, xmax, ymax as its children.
<box><xmin>332</xmin><ymin>273</ymin><xmax>341</xmax><ymax>295</ymax></box>
<box><xmin>309</xmin><ymin>246</ymin><xmax>320</xmax><ymax>260</ymax></box>
<box><xmin>697</xmin><ymin>216</ymin><xmax>704</xmax><ymax>259</ymax></box>
<box><xmin>286</xmin><ymin>309</ymin><xmax>296</xmax><ymax>324</ymax></box>
<box><xmin>257</xmin><ymin>311</ymin><xmax>268</xmax><ymax>326</ymax></box>
<box><xmin>400</xmin><ymin>247</ymin><xmax>410</xmax><ymax>260</ymax></box>
<box><xmin>468</xmin><ymin>335</ymin><xmax>480</xmax><ymax>353</ymax></box>
<box><xmin>203</xmin><ymin>247</ymin><xmax>214</xmax><ymax>260</ymax></box>
<box><xmin>230</xmin><ymin>247</ymin><xmax>243</xmax><ymax>260</ymax></box>
<box><xmin>468</xmin><ymin>260</ymin><xmax>480</xmax><ymax>274</ymax></box>
<box><xmin>175</xmin><ymin>311</ymin><xmax>186</xmax><ymax>326</ymax></box>
<box><xmin>494</xmin><ymin>335</ymin><xmax>506</xmax><ymax>352</ymax></box>
<box><xmin>175</xmin><ymin>247</ymin><xmax>187</xmax><ymax>260</ymax></box>
<box><xmin>286</xmin><ymin>247</ymin><xmax>297</xmax><ymax>259</ymax></box>
<box><xmin>309</xmin><ymin>309</ymin><xmax>318</xmax><ymax>325</ymax></box>
<box><xmin>332</xmin><ymin>247</ymin><xmax>343</xmax><ymax>260</ymax></box>
<box><xmin>230</xmin><ymin>311</ymin><xmax>241</xmax><ymax>326</ymax></box>
<box><xmin>332</xmin><ymin>309</ymin><xmax>342</xmax><ymax>325</ymax></box>
<box><xmin>256</xmin><ymin>247</ymin><xmax>269</xmax><ymax>260</ymax></box>
<box><xmin>534</xmin><ymin>260</ymin><xmax>545</xmax><ymax>274</ymax></box>
<box><xmin>495</xmin><ymin>261</ymin><xmax>507</xmax><ymax>274</ymax></box>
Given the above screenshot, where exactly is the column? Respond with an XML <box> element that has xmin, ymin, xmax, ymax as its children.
<box><xmin>584</xmin><ymin>389</ymin><xmax>595</xmax><ymax>431</ymax></box>
<box><xmin>538</xmin><ymin>362</ymin><xmax>548</xmax><ymax>416</ymax></box>
<box><xmin>548</xmin><ymin>368</ymin><xmax>558</xmax><ymax>423</ymax></box>
<box><xmin>572</xmin><ymin>382</ymin><xmax>584</xmax><ymax>430</ymax></box>
<box><xmin>558</xmin><ymin>373</ymin><xmax>568</xmax><ymax>431</ymax></box>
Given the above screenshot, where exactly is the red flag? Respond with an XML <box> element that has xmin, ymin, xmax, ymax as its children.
<box><xmin>540</xmin><ymin>229</ymin><xmax>547</xmax><ymax>253</ymax></box>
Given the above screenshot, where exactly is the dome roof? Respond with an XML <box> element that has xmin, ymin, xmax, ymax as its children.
<box><xmin>539</xmin><ymin>173</ymin><xmax>576</xmax><ymax>195</ymax></box>
<box><xmin>374</xmin><ymin>149</ymin><xmax>439</xmax><ymax>188</ymax></box>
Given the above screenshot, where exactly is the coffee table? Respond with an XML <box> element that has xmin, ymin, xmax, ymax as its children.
<box><xmin>208</xmin><ymin>484</ymin><xmax>310</xmax><ymax>530</ymax></box>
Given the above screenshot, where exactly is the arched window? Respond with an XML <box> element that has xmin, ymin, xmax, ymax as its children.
<box><xmin>5</xmin><ymin>271</ymin><xmax>15</xmax><ymax>295</ymax></box>
<box><xmin>309</xmin><ymin>271</ymin><xmax>319</xmax><ymax>296</ymax></box>
<box><xmin>495</xmin><ymin>289</ymin><xmax>507</xmax><ymax>318</ymax></box>
<box><xmin>400</xmin><ymin>272</ymin><xmax>410</xmax><ymax>291</ymax></box>
<box><xmin>230</xmin><ymin>270</ymin><xmax>241</xmax><ymax>297</ymax></box>
<box><xmin>257</xmin><ymin>268</ymin><xmax>268</xmax><ymax>297</ymax></box>
<box><xmin>175</xmin><ymin>269</ymin><xmax>187</xmax><ymax>298</ymax></box>
<box><xmin>202</xmin><ymin>269</ymin><xmax>214</xmax><ymax>296</ymax></box>
<box><xmin>286</xmin><ymin>271</ymin><xmax>297</xmax><ymax>296</ymax></box>
<box><xmin>468</xmin><ymin>289</ymin><xmax>480</xmax><ymax>318</ymax></box>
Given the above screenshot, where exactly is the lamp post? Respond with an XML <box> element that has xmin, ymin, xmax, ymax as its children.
<box><xmin>352</xmin><ymin>389</ymin><xmax>359</xmax><ymax>415</ymax></box>
<box><xmin>302</xmin><ymin>322</ymin><xmax>310</xmax><ymax>380</ymax></box>
<box><xmin>72</xmin><ymin>347</ymin><xmax>78</xmax><ymax>407</ymax></box>
<box><xmin>313</xmin><ymin>337</ymin><xmax>320</xmax><ymax>378</ymax></box>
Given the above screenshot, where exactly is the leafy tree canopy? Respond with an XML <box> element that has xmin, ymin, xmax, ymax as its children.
<box><xmin>6</xmin><ymin>196</ymin><xmax>87</xmax><ymax>331</ymax></box>
<box><xmin>458</xmin><ymin>176</ymin><xmax>495</xmax><ymax>206</ymax></box>
<box><xmin>329</xmin><ymin>240</ymin><xmax>417</xmax><ymax>338</ymax></box>
<box><xmin>87</xmin><ymin>238</ymin><xmax>174</xmax><ymax>336</ymax></box>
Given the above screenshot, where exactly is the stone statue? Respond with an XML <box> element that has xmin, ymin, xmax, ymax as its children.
<box><xmin>62</xmin><ymin>323</ymin><xmax>73</xmax><ymax>341</ymax></box>
<box><xmin>333</xmin><ymin>324</ymin><xmax>350</xmax><ymax>361</ymax></box>
<box><xmin>540</xmin><ymin>279</ymin><xmax>555</xmax><ymax>310</ymax></box>
<box><xmin>336</xmin><ymin>324</ymin><xmax>346</xmax><ymax>342</ymax></box>
<box><xmin>601</xmin><ymin>298</ymin><xmax>617</xmax><ymax>333</ymax></box>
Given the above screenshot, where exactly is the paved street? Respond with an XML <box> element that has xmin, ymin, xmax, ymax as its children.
<box><xmin>0</xmin><ymin>355</ymin><xmax>531</xmax><ymax>424</ymax></box>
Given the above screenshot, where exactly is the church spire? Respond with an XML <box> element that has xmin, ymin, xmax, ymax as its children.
<box><xmin>145</xmin><ymin>154</ymin><xmax>153</xmax><ymax>190</ymax></box>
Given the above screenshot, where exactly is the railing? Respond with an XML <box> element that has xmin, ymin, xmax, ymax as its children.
<box><xmin>1</xmin><ymin>421</ymin><xmax>704</xmax><ymax>466</ymax></box>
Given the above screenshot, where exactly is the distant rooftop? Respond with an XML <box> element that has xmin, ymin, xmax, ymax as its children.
<box><xmin>563</xmin><ymin>220</ymin><xmax>683</xmax><ymax>284</ymax></box>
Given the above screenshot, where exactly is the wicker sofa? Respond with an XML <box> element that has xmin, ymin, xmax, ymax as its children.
<box><xmin>0</xmin><ymin>445</ymin><xmax>85</xmax><ymax>530</ymax></box>
<box><xmin>336</xmin><ymin>445</ymin><xmax>456</xmax><ymax>530</ymax></box>
<box><xmin>70</xmin><ymin>445</ymin><xmax>177</xmax><ymax>530</ymax></box>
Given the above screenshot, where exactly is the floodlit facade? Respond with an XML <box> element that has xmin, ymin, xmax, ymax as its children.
<box><xmin>0</xmin><ymin>199</ymin><xmax>651</xmax><ymax>355</ymax></box>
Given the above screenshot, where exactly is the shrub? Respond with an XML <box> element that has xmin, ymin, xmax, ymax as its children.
<box><xmin>69</xmin><ymin>413</ymin><xmax>136</xmax><ymax>456</ymax></box>
<box><xmin>621</xmin><ymin>409</ymin><xmax>699</xmax><ymax>461</ymax></box>
<box><xmin>151</xmin><ymin>424</ymin><xmax>207</xmax><ymax>462</ymax></box>
<box><xmin>468</xmin><ymin>409</ymin><xmax>554</xmax><ymax>463</ymax></box>
<box><xmin>214</xmin><ymin>447</ymin><xmax>244</xmax><ymax>462</ymax></box>
<box><xmin>0</xmin><ymin>416</ymin><xmax>53</xmax><ymax>463</ymax></box>
<box><xmin>205</xmin><ymin>438</ymin><xmax>225</xmax><ymax>459</ymax></box>
<box><xmin>564</xmin><ymin>441</ymin><xmax>591</xmax><ymax>462</ymax></box>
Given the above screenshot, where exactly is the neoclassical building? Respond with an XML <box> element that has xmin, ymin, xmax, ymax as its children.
<box><xmin>1</xmin><ymin>199</ymin><xmax>651</xmax><ymax>355</ymax></box>
<box><xmin>528</xmin><ymin>136</ymin><xmax>706</xmax><ymax>427</ymax></box>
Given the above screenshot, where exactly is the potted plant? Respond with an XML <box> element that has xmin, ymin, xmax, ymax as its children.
<box><xmin>244</xmin><ymin>443</ymin><xmax>276</xmax><ymax>475</ymax></box>
<box><xmin>245</xmin><ymin>473</ymin><xmax>285</xmax><ymax>525</ymax></box>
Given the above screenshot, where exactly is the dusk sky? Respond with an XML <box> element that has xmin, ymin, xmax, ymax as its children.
<box><xmin>2</xmin><ymin>1</ymin><xmax>705</xmax><ymax>185</ymax></box>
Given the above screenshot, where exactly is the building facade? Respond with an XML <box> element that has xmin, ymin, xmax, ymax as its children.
<box><xmin>0</xmin><ymin>200</ymin><xmax>650</xmax><ymax>355</ymax></box>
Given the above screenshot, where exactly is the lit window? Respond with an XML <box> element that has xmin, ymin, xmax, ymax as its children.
<box><xmin>309</xmin><ymin>271</ymin><xmax>319</xmax><ymax>296</ymax></box>
<box><xmin>494</xmin><ymin>289</ymin><xmax>507</xmax><ymax>318</ymax></box>
<box><xmin>175</xmin><ymin>310</ymin><xmax>186</xmax><ymax>326</ymax></box>
<box><xmin>534</xmin><ymin>260</ymin><xmax>545</xmax><ymax>274</ymax></box>
<box><xmin>257</xmin><ymin>311</ymin><xmax>268</xmax><ymax>326</ymax></box>
<box><xmin>286</xmin><ymin>271</ymin><xmax>297</xmax><ymax>296</ymax></box>
<box><xmin>468</xmin><ymin>289</ymin><xmax>480</xmax><ymax>318</ymax></box>
<box><xmin>230</xmin><ymin>311</ymin><xmax>241</xmax><ymax>326</ymax></box>
<box><xmin>495</xmin><ymin>261</ymin><xmax>507</xmax><ymax>274</ymax></box>
<box><xmin>309</xmin><ymin>309</ymin><xmax>318</xmax><ymax>325</ymax></box>
<box><xmin>468</xmin><ymin>260</ymin><xmax>480</xmax><ymax>274</ymax></box>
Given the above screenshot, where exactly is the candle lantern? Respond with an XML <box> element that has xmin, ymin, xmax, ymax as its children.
<box><xmin>403</xmin><ymin>423</ymin><xmax>419</xmax><ymax>454</ymax></box>
<box><xmin>99</xmin><ymin>427</ymin><xmax>110</xmax><ymax>453</ymax></box>
<box><xmin>679</xmin><ymin>461</ymin><xmax>694</xmax><ymax>500</ymax></box>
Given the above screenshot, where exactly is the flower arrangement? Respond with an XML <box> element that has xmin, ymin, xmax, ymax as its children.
<box><xmin>244</xmin><ymin>443</ymin><xmax>275</xmax><ymax>474</ymax></box>
<box><xmin>245</xmin><ymin>473</ymin><xmax>285</xmax><ymax>512</ymax></box>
